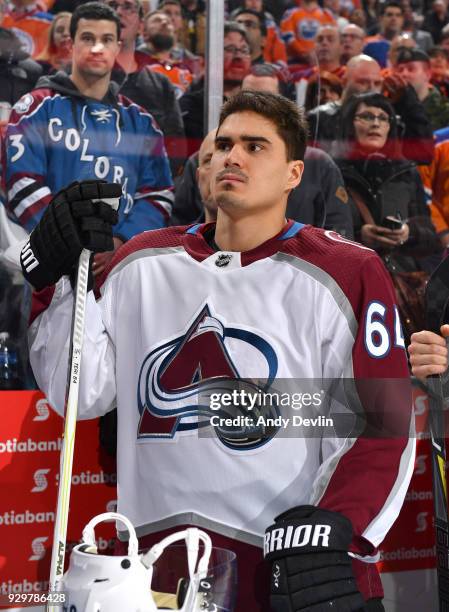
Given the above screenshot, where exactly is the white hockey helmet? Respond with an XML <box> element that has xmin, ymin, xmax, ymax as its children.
<box><xmin>62</xmin><ymin>512</ymin><xmax>212</xmax><ymax>612</ymax></box>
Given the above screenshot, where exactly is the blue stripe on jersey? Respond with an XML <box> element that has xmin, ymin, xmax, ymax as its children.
<box><xmin>186</xmin><ymin>223</ymin><xmax>202</xmax><ymax>235</ymax></box>
<box><xmin>278</xmin><ymin>221</ymin><xmax>305</xmax><ymax>240</ymax></box>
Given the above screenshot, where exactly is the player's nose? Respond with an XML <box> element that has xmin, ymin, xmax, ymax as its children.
<box><xmin>224</xmin><ymin>144</ymin><xmax>244</xmax><ymax>167</ymax></box>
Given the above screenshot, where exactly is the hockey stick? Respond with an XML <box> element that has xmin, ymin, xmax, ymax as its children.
<box><xmin>425</xmin><ymin>254</ymin><xmax>449</xmax><ymax>612</ymax></box>
<box><xmin>47</xmin><ymin>196</ymin><xmax>119</xmax><ymax>611</ymax></box>
<box><xmin>47</xmin><ymin>247</ymin><xmax>91</xmax><ymax>610</ymax></box>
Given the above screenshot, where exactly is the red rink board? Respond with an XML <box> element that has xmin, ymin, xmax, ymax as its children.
<box><xmin>0</xmin><ymin>391</ymin><xmax>117</xmax><ymax>606</ymax></box>
<box><xmin>0</xmin><ymin>386</ymin><xmax>439</xmax><ymax>605</ymax></box>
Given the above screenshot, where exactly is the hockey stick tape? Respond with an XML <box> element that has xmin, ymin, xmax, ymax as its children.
<box><xmin>82</xmin><ymin>512</ymin><xmax>139</xmax><ymax>557</ymax></box>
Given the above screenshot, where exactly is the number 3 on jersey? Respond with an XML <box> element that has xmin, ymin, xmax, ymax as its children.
<box><xmin>365</xmin><ymin>302</ymin><xmax>405</xmax><ymax>358</ymax></box>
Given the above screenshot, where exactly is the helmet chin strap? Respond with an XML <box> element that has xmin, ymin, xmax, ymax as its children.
<box><xmin>65</xmin><ymin>512</ymin><xmax>214</xmax><ymax>611</ymax></box>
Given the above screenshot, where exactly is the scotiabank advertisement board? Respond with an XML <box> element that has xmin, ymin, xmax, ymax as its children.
<box><xmin>0</xmin><ymin>391</ymin><xmax>117</xmax><ymax>609</ymax></box>
<box><xmin>0</xmin><ymin>386</ymin><xmax>438</xmax><ymax>609</ymax></box>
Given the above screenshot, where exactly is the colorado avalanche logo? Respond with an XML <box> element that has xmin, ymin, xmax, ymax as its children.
<box><xmin>137</xmin><ymin>304</ymin><xmax>279</xmax><ymax>450</ymax></box>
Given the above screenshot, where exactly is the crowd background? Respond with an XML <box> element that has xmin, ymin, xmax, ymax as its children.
<box><xmin>0</xmin><ymin>0</ymin><xmax>449</xmax><ymax>388</ymax></box>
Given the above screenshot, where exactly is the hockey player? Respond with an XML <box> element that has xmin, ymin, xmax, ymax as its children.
<box><xmin>4</xmin><ymin>2</ymin><xmax>173</xmax><ymax>275</ymax></box>
<box><xmin>23</xmin><ymin>91</ymin><xmax>415</xmax><ymax>611</ymax></box>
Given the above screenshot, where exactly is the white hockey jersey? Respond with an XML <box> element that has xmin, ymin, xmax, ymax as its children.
<box><xmin>29</xmin><ymin>220</ymin><xmax>415</xmax><ymax>595</ymax></box>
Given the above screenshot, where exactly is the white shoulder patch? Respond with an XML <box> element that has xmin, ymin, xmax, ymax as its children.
<box><xmin>14</xmin><ymin>93</ymin><xmax>34</xmax><ymax>115</ymax></box>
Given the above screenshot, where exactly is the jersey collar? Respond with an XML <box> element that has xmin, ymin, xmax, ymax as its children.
<box><xmin>182</xmin><ymin>219</ymin><xmax>305</xmax><ymax>266</ymax></box>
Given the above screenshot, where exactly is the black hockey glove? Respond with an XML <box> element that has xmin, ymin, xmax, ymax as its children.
<box><xmin>20</xmin><ymin>180</ymin><xmax>121</xmax><ymax>291</ymax></box>
<box><xmin>265</xmin><ymin>505</ymin><xmax>366</xmax><ymax>612</ymax></box>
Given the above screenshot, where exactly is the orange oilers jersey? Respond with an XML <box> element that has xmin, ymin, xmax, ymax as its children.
<box><xmin>146</xmin><ymin>63</ymin><xmax>193</xmax><ymax>98</ymax></box>
<box><xmin>264</xmin><ymin>23</ymin><xmax>288</xmax><ymax>64</ymax></box>
<box><xmin>3</xmin><ymin>8</ymin><xmax>53</xmax><ymax>58</ymax></box>
<box><xmin>418</xmin><ymin>130</ymin><xmax>449</xmax><ymax>234</ymax></box>
<box><xmin>281</xmin><ymin>6</ymin><xmax>335</xmax><ymax>59</ymax></box>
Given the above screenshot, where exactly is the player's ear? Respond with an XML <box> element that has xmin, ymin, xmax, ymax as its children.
<box><xmin>286</xmin><ymin>160</ymin><xmax>304</xmax><ymax>191</ymax></box>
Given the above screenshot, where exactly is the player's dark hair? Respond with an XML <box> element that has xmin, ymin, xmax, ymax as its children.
<box><xmin>380</xmin><ymin>0</ymin><xmax>403</xmax><ymax>15</ymax></box>
<box><xmin>233</xmin><ymin>8</ymin><xmax>267</xmax><ymax>37</ymax></box>
<box><xmin>160</xmin><ymin>0</ymin><xmax>181</xmax><ymax>6</ymax></box>
<box><xmin>218</xmin><ymin>90</ymin><xmax>308</xmax><ymax>161</ymax></box>
<box><xmin>224</xmin><ymin>21</ymin><xmax>250</xmax><ymax>47</ymax></box>
<box><xmin>70</xmin><ymin>2</ymin><xmax>121</xmax><ymax>40</ymax></box>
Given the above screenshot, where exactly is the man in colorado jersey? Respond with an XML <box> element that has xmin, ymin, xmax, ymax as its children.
<box><xmin>5</xmin><ymin>2</ymin><xmax>173</xmax><ymax>275</ymax></box>
<box><xmin>23</xmin><ymin>91</ymin><xmax>415</xmax><ymax>611</ymax></box>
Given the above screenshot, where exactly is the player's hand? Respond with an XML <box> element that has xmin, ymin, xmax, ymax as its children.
<box><xmin>92</xmin><ymin>237</ymin><xmax>124</xmax><ymax>278</ymax></box>
<box><xmin>408</xmin><ymin>325</ymin><xmax>449</xmax><ymax>380</ymax></box>
<box><xmin>265</xmin><ymin>505</ymin><xmax>365</xmax><ymax>612</ymax></box>
<box><xmin>360</xmin><ymin>224</ymin><xmax>399</xmax><ymax>248</ymax></box>
<box><xmin>383</xmin><ymin>73</ymin><xmax>408</xmax><ymax>103</ymax></box>
<box><xmin>20</xmin><ymin>180</ymin><xmax>121</xmax><ymax>291</ymax></box>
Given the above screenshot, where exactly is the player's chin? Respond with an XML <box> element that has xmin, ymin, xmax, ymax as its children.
<box><xmin>215</xmin><ymin>192</ymin><xmax>244</xmax><ymax>210</ymax></box>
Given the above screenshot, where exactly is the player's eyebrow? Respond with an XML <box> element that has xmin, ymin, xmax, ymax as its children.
<box><xmin>215</xmin><ymin>134</ymin><xmax>272</xmax><ymax>145</ymax></box>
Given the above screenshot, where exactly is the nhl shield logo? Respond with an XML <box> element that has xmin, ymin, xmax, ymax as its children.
<box><xmin>215</xmin><ymin>253</ymin><xmax>233</xmax><ymax>267</ymax></box>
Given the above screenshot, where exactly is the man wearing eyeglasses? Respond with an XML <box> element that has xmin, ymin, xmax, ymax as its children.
<box><xmin>180</xmin><ymin>21</ymin><xmax>252</xmax><ymax>155</ymax></box>
<box><xmin>341</xmin><ymin>24</ymin><xmax>365</xmax><ymax>64</ymax></box>
<box><xmin>234</xmin><ymin>8</ymin><xmax>268</xmax><ymax>65</ymax></box>
<box><xmin>5</xmin><ymin>1</ymin><xmax>173</xmax><ymax>276</ymax></box>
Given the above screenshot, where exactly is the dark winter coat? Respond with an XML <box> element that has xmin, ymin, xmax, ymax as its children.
<box><xmin>338</xmin><ymin>155</ymin><xmax>439</xmax><ymax>271</ymax></box>
<box><xmin>111</xmin><ymin>53</ymin><xmax>186</xmax><ymax>175</ymax></box>
<box><xmin>0</xmin><ymin>28</ymin><xmax>42</xmax><ymax>106</ymax></box>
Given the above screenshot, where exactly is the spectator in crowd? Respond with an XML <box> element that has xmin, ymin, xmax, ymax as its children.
<box><xmin>286</xmin><ymin>24</ymin><xmax>344</xmax><ymax>87</ymax></box>
<box><xmin>174</xmin><ymin>64</ymin><xmax>354</xmax><ymax>239</ymax></box>
<box><xmin>140</xmin><ymin>10</ymin><xmax>192</xmax><ymax>96</ymax></box>
<box><xmin>362</xmin><ymin>0</ymin><xmax>381</xmax><ymax>35</ymax></box>
<box><xmin>241</xmin><ymin>62</ymin><xmax>295</xmax><ymax>99</ymax></box>
<box><xmin>428</xmin><ymin>45</ymin><xmax>449</xmax><ymax>95</ymax></box>
<box><xmin>322</xmin><ymin>0</ymin><xmax>350</xmax><ymax>29</ymax></box>
<box><xmin>234</xmin><ymin>8</ymin><xmax>269</xmax><ymax>65</ymax></box>
<box><xmin>419</xmin><ymin>127</ymin><xmax>449</xmax><ymax>247</ymax></box>
<box><xmin>394</xmin><ymin>46</ymin><xmax>449</xmax><ymax>129</ymax></box>
<box><xmin>366</xmin><ymin>1</ymin><xmax>405</xmax><ymax>43</ymax></box>
<box><xmin>229</xmin><ymin>0</ymin><xmax>291</xmax><ymax>24</ymax></box>
<box><xmin>2</xmin><ymin>0</ymin><xmax>53</xmax><ymax>57</ymax></box>
<box><xmin>386</xmin><ymin>31</ymin><xmax>416</xmax><ymax>67</ymax></box>
<box><xmin>195</xmin><ymin>127</ymin><xmax>217</xmax><ymax>223</ymax></box>
<box><xmin>159</xmin><ymin>0</ymin><xmax>201</xmax><ymax>75</ymax></box>
<box><xmin>4</xmin><ymin>2</ymin><xmax>173</xmax><ymax>276</ymax></box>
<box><xmin>335</xmin><ymin>92</ymin><xmax>438</xmax><ymax>340</ymax></box>
<box><xmin>341</xmin><ymin>23</ymin><xmax>366</xmax><ymax>64</ymax></box>
<box><xmin>178</xmin><ymin>0</ymin><xmax>205</xmax><ymax>56</ymax></box>
<box><xmin>422</xmin><ymin>0</ymin><xmax>449</xmax><ymax>44</ymax></box>
<box><xmin>350</xmin><ymin>8</ymin><xmax>369</xmax><ymax>32</ymax></box>
<box><xmin>314</xmin><ymin>24</ymin><xmax>345</xmax><ymax>77</ymax></box>
<box><xmin>232</xmin><ymin>0</ymin><xmax>287</xmax><ymax>64</ymax></box>
<box><xmin>180</xmin><ymin>21</ymin><xmax>252</xmax><ymax>154</ymax></box>
<box><xmin>36</xmin><ymin>11</ymin><xmax>71</xmax><ymax>74</ymax></box>
<box><xmin>105</xmin><ymin>0</ymin><xmax>186</xmax><ymax>176</ymax></box>
<box><xmin>280</xmin><ymin>0</ymin><xmax>335</xmax><ymax>65</ymax></box>
<box><xmin>305</xmin><ymin>70</ymin><xmax>343</xmax><ymax>110</ymax></box>
<box><xmin>0</xmin><ymin>27</ymin><xmax>42</xmax><ymax>117</ymax></box>
<box><xmin>364</xmin><ymin>1</ymin><xmax>433</xmax><ymax>66</ymax></box>
<box><xmin>308</xmin><ymin>53</ymin><xmax>434</xmax><ymax>164</ymax></box>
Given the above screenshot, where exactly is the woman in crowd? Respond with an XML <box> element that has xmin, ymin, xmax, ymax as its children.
<box><xmin>36</xmin><ymin>12</ymin><xmax>72</xmax><ymax>75</ymax></box>
<box><xmin>336</xmin><ymin>92</ymin><xmax>439</xmax><ymax>341</ymax></box>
